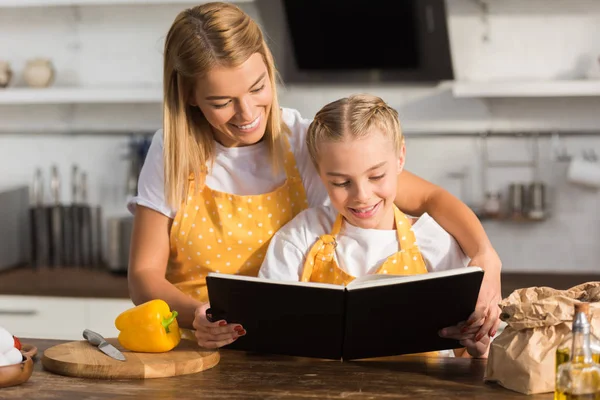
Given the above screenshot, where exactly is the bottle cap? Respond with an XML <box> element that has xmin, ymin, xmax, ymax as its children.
<box><xmin>575</xmin><ymin>302</ymin><xmax>590</xmax><ymax>314</ymax></box>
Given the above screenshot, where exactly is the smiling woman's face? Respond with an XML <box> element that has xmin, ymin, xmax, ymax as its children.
<box><xmin>191</xmin><ymin>53</ymin><xmax>273</xmax><ymax>148</ymax></box>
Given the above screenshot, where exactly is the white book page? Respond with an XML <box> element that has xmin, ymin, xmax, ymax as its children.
<box><xmin>346</xmin><ymin>266</ymin><xmax>483</xmax><ymax>290</ymax></box>
<box><xmin>207</xmin><ymin>272</ymin><xmax>345</xmax><ymax>291</ymax></box>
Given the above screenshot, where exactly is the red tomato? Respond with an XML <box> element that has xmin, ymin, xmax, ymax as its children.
<box><xmin>13</xmin><ymin>336</ymin><xmax>21</xmax><ymax>351</ymax></box>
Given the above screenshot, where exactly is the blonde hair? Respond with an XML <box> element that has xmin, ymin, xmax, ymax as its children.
<box><xmin>163</xmin><ymin>2</ymin><xmax>287</xmax><ymax>208</ymax></box>
<box><xmin>306</xmin><ymin>94</ymin><xmax>404</xmax><ymax>168</ymax></box>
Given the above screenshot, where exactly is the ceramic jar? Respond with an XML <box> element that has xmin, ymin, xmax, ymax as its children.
<box><xmin>23</xmin><ymin>58</ymin><xmax>55</xmax><ymax>88</ymax></box>
<box><xmin>0</xmin><ymin>61</ymin><xmax>12</xmax><ymax>88</ymax></box>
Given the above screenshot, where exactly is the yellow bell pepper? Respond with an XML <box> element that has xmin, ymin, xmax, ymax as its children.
<box><xmin>115</xmin><ymin>299</ymin><xmax>181</xmax><ymax>353</ymax></box>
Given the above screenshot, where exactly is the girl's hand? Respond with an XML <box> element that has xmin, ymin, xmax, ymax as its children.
<box><xmin>192</xmin><ymin>303</ymin><xmax>246</xmax><ymax>349</ymax></box>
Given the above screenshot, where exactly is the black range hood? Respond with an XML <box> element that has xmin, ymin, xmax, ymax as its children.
<box><xmin>255</xmin><ymin>0</ymin><xmax>454</xmax><ymax>84</ymax></box>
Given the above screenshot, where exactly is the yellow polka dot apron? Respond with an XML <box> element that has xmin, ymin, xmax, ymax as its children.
<box><xmin>167</xmin><ymin>133</ymin><xmax>308</xmax><ymax>304</ymax></box>
<box><xmin>301</xmin><ymin>206</ymin><xmax>442</xmax><ymax>357</ymax></box>
<box><xmin>300</xmin><ymin>206</ymin><xmax>427</xmax><ymax>284</ymax></box>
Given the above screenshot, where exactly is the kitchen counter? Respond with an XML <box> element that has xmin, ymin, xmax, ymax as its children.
<box><xmin>2</xmin><ymin>338</ymin><xmax>553</xmax><ymax>399</ymax></box>
<box><xmin>0</xmin><ymin>266</ymin><xmax>129</xmax><ymax>298</ymax></box>
<box><xmin>0</xmin><ymin>265</ymin><xmax>598</xmax><ymax>299</ymax></box>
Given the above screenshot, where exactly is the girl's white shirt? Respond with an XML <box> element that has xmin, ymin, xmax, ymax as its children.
<box><xmin>258</xmin><ymin>205</ymin><xmax>470</xmax><ymax>282</ymax></box>
<box><xmin>128</xmin><ymin>108</ymin><xmax>329</xmax><ymax>217</ymax></box>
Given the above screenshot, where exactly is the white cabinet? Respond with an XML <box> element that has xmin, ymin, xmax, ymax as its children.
<box><xmin>0</xmin><ymin>296</ymin><xmax>87</xmax><ymax>339</ymax></box>
<box><xmin>0</xmin><ymin>295</ymin><xmax>133</xmax><ymax>340</ymax></box>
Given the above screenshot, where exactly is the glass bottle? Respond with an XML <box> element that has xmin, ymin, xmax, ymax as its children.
<box><xmin>556</xmin><ymin>303</ymin><xmax>600</xmax><ymax>371</ymax></box>
<box><xmin>555</xmin><ymin>303</ymin><xmax>600</xmax><ymax>400</ymax></box>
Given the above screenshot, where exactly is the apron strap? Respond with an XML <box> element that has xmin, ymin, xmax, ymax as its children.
<box><xmin>300</xmin><ymin>234</ymin><xmax>337</xmax><ymax>282</ymax></box>
<box><xmin>394</xmin><ymin>206</ymin><xmax>417</xmax><ymax>250</ymax></box>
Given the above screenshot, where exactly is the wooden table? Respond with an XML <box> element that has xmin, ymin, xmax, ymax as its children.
<box><xmin>2</xmin><ymin>338</ymin><xmax>552</xmax><ymax>399</ymax></box>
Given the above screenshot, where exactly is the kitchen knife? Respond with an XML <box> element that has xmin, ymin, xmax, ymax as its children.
<box><xmin>48</xmin><ymin>165</ymin><xmax>63</xmax><ymax>267</ymax></box>
<box><xmin>61</xmin><ymin>164</ymin><xmax>78</xmax><ymax>267</ymax></box>
<box><xmin>80</xmin><ymin>172</ymin><xmax>93</xmax><ymax>267</ymax></box>
<box><xmin>82</xmin><ymin>329</ymin><xmax>126</xmax><ymax>362</ymax></box>
<box><xmin>30</xmin><ymin>168</ymin><xmax>49</xmax><ymax>268</ymax></box>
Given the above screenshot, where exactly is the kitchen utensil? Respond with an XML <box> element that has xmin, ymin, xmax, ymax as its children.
<box><xmin>80</xmin><ymin>172</ymin><xmax>93</xmax><ymax>267</ymax></box>
<box><xmin>527</xmin><ymin>182</ymin><xmax>546</xmax><ymax>220</ymax></box>
<box><xmin>0</xmin><ymin>355</ymin><xmax>33</xmax><ymax>388</ymax></box>
<box><xmin>508</xmin><ymin>183</ymin><xmax>526</xmax><ymax>218</ymax></box>
<box><xmin>482</xmin><ymin>191</ymin><xmax>501</xmax><ymax>219</ymax></box>
<box><xmin>48</xmin><ymin>165</ymin><xmax>63</xmax><ymax>267</ymax></box>
<box><xmin>30</xmin><ymin>169</ymin><xmax>49</xmax><ymax>268</ymax></box>
<box><xmin>61</xmin><ymin>165</ymin><xmax>77</xmax><ymax>267</ymax></box>
<box><xmin>0</xmin><ymin>186</ymin><xmax>31</xmax><ymax>271</ymax></box>
<box><xmin>106</xmin><ymin>216</ymin><xmax>134</xmax><ymax>273</ymax></box>
<box><xmin>41</xmin><ymin>337</ymin><xmax>219</xmax><ymax>379</ymax></box>
<box><xmin>567</xmin><ymin>157</ymin><xmax>600</xmax><ymax>188</ymax></box>
<box><xmin>82</xmin><ymin>329</ymin><xmax>126</xmax><ymax>362</ymax></box>
<box><xmin>92</xmin><ymin>206</ymin><xmax>104</xmax><ymax>267</ymax></box>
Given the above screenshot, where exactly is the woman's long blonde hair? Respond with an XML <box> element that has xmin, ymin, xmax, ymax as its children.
<box><xmin>163</xmin><ymin>2</ymin><xmax>286</xmax><ymax>208</ymax></box>
<box><xmin>306</xmin><ymin>94</ymin><xmax>404</xmax><ymax>168</ymax></box>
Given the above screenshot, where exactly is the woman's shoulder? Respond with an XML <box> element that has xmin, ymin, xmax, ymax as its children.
<box><xmin>150</xmin><ymin>128</ymin><xmax>164</xmax><ymax>148</ymax></box>
<box><xmin>281</xmin><ymin>107</ymin><xmax>312</xmax><ymax>137</ymax></box>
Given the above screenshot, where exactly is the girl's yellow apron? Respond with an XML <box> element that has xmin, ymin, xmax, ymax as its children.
<box><xmin>301</xmin><ymin>206</ymin><xmax>443</xmax><ymax>357</ymax></box>
<box><xmin>167</xmin><ymin>133</ymin><xmax>308</xmax><ymax>303</ymax></box>
<box><xmin>300</xmin><ymin>206</ymin><xmax>428</xmax><ymax>283</ymax></box>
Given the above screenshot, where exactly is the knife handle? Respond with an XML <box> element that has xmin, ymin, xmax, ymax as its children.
<box><xmin>83</xmin><ymin>329</ymin><xmax>105</xmax><ymax>345</ymax></box>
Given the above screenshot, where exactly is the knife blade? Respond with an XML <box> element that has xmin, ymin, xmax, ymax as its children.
<box><xmin>83</xmin><ymin>329</ymin><xmax>126</xmax><ymax>362</ymax></box>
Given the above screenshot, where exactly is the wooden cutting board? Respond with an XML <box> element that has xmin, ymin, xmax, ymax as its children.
<box><xmin>41</xmin><ymin>338</ymin><xmax>220</xmax><ymax>379</ymax></box>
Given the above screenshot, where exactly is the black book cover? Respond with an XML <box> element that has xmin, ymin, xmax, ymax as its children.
<box><xmin>206</xmin><ymin>267</ymin><xmax>484</xmax><ymax>360</ymax></box>
<box><xmin>206</xmin><ymin>276</ymin><xmax>346</xmax><ymax>359</ymax></box>
<box><xmin>342</xmin><ymin>271</ymin><xmax>484</xmax><ymax>360</ymax></box>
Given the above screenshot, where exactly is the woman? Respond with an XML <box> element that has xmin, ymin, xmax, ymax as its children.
<box><xmin>128</xmin><ymin>2</ymin><xmax>501</xmax><ymax>350</ymax></box>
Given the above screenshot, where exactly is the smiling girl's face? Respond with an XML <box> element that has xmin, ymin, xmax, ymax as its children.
<box><xmin>317</xmin><ymin>127</ymin><xmax>405</xmax><ymax>230</ymax></box>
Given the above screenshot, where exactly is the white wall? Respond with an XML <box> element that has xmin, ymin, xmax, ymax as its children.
<box><xmin>1</xmin><ymin>0</ymin><xmax>600</xmax><ymax>272</ymax></box>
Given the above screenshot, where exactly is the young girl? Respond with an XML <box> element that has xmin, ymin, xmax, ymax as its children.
<box><xmin>127</xmin><ymin>2</ymin><xmax>501</xmax><ymax>350</ymax></box>
<box><xmin>258</xmin><ymin>94</ymin><xmax>489</xmax><ymax>358</ymax></box>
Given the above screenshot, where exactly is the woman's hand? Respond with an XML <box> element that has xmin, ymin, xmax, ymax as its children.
<box><xmin>465</xmin><ymin>250</ymin><xmax>502</xmax><ymax>341</ymax></box>
<box><xmin>461</xmin><ymin>333</ymin><xmax>491</xmax><ymax>358</ymax></box>
<box><xmin>192</xmin><ymin>303</ymin><xmax>246</xmax><ymax>349</ymax></box>
<box><xmin>439</xmin><ymin>319</ymin><xmax>490</xmax><ymax>358</ymax></box>
<box><xmin>438</xmin><ymin>250</ymin><xmax>502</xmax><ymax>347</ymax></box>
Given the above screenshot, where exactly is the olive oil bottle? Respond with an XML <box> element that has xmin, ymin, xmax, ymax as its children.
<box><xmin>556</xmin><ymin>302</ymin><xmax>600</xmax><ymax>372</ymax></box>
<box><xmin>555</xmin><ymin>303</ymin><xmax>600</xmax><ymax>400</ymax></box>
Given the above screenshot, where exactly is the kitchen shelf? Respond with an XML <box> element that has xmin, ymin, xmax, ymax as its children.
<box><xmin>0</xmin><ymin>0</ymin><xmax>251</xmax><ymax>6</ymax></box>
<box><xmin>0</xmin><ymin>87</ymin><xmax>162</xmax><ymax>104</ymax></box>
<box><xmin>453</xmin><ymin>80</ymin><xmax>600</xmax><ymax>98</ymax></box>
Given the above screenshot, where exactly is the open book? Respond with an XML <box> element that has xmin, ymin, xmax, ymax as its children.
<box><xmin>206</xmin><ymin>266</ymin><xmax>484</xmax><ymax>360</ymax></box>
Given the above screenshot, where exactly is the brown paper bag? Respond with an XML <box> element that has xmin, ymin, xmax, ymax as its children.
<box><xmin>484</xmin><ymin>282</ymin><xmax>600</xmax><ymax>395</ymax></box>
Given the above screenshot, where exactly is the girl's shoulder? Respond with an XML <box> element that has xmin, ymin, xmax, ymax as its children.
<box><xmin>275</xmin><ymin>205</ymin><xmax>337</xmax><ymax>245</ymax></box>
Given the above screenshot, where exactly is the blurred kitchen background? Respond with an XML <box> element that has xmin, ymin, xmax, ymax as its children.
<box><xmin>1</xmin><ymin>0</ymin><xmax>600</xmax><ymax>339</ymax></box>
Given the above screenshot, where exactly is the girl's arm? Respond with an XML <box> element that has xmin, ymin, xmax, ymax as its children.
<box><xmin>395</xmin><ymin>170</ymin><xmax>502</xmax><ymax>339</ymax></box>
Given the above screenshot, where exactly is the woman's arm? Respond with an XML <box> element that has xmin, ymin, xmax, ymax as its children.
<box><xmin>128</xmin><ymin>205</ymin><xmax>201</xmax><ymax>329</ymax></box>
<box><xmin>395</xmin><ymin>170</ymin><xmax>502</xmax><ymax>338</ymax></box>
<box><xmin>395</xmin><ymin>170</ymin><xmax>494</xmax><ymax>260</ymax></box>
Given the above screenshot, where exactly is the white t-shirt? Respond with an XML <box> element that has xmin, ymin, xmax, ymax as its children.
<box><xmin>258</xmin><ymin>205</ymin><xmax>470</xmax><ymax>281</ymax></box>
<box><xmin>127</xmin><ymin>108</ymin><xmax>329</xmax><ymax>218</ymax></box>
